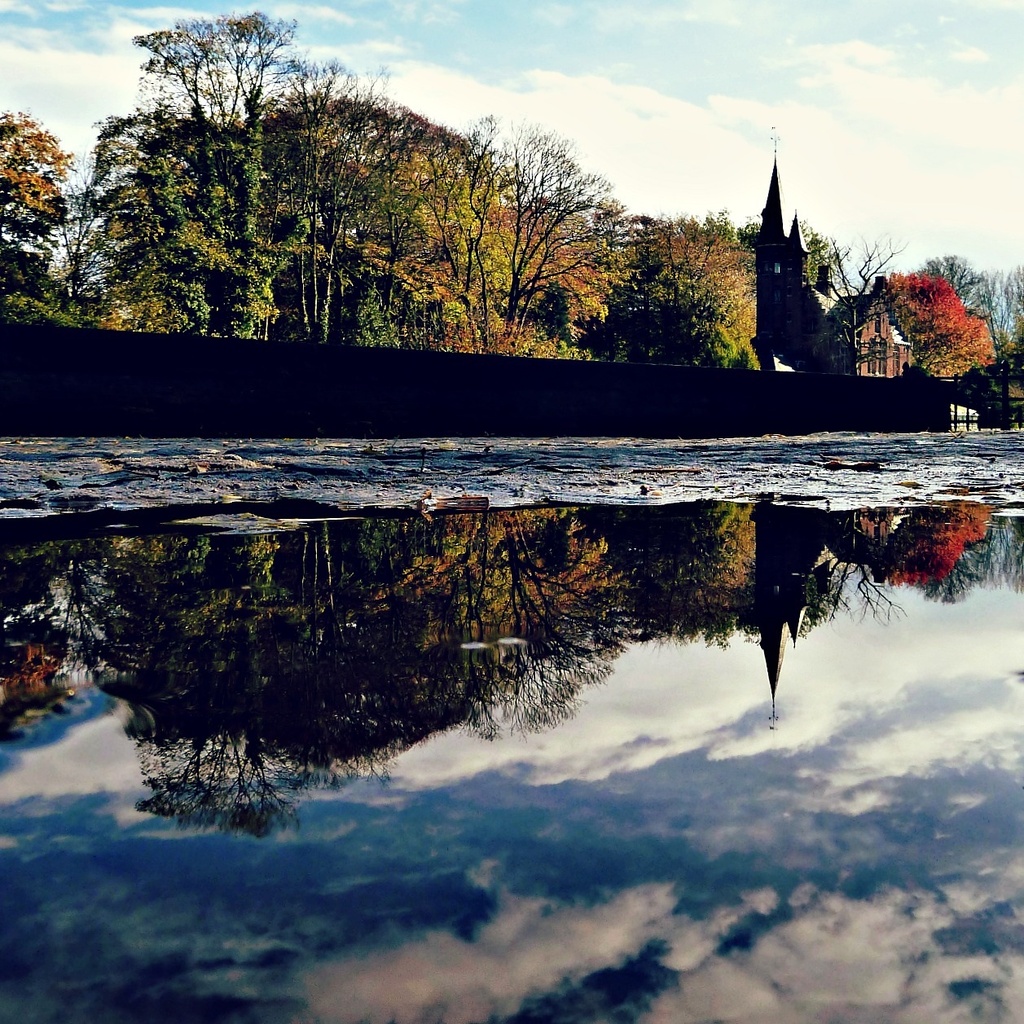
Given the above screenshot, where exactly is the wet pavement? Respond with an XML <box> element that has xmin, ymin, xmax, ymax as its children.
<box><xmin>1</xmin><ymin>431</ymin><xmax>1022</xmax><ymax>527</ymax></box>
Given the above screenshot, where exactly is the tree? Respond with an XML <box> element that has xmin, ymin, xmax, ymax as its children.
<box><xmin>496</xmin><ymin>123</ymin><xmax>614</xmax><ymax>351</ymax></box>
<box><xmin>97</xmin><ymin>12</ymin><xmax>296</xmax><ymax>337</ymax></box>
<box><xmin>887</xmin><ymin>272</ymin><xmax>994</xmax><ymax>376</ymax></box>
<box><xmin>974</xmin><ymin>266</ymin><xmax>1024</xmax><ymax>364</ymax></box>
<box><xmin>920</xmin><ymin>255</ymin><xmax>985</xmax><ymax>314</ymax></box>
<box><xmin>264</xmin><ymin>61</ymin><xmax>386</xmax><ymax>343</ymax></box>
<box><xmin>52</xmin><ymin>154</ymin><xmax>107</xmax><ymax>322</ymax></box>
<box><xmin>420</xmin><ymin>115</ymin><xmax>506</xmax><ymax>351</ymax></box>
<box><xmin>0</xmin><ymin>110</ymin><xmax>72</xmax><ymax>323</ymax></box>
<box><xmin>822</xmin><ymin>235</ymin><xmax>904</xmax><ymax>371</ymax></box>
<box><xmin>593</xmin><ymin>212</ymin><xmax>757</xmax><ymax>367</ymax></box>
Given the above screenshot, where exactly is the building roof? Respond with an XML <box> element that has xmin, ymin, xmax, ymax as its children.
<box><xmin>758</xmin><ymin>160</ymin><xmax>787</xmax><ymax>245</ymax></box>
<box><xmin>788</xmin><ymin>212</ymin><xmax>809</xmax><ymax>255</ymax></box>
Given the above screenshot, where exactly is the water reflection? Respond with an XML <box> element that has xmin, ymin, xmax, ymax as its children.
<box><xmin>0</xmin><ymin>501</ymin><xmax>1004</xmax><ymax>836</ymax></box>
<box><xmin>4</xmin><ymin>500</ymin><xmax>1024</xmax><ymax>1022</ymax></box>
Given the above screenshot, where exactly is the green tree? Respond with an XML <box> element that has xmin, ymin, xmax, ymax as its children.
<box><xmin>51</xmin><ymin>154</ymin><xmax>107</xmax><ymax>323</ymax></box>
<box><xmin>592</xmin><ymin>212</ymin><xmax>757</xmax><ymax>367</ymax></box>
<box><xmin>97</xmin><ymin>12</ymin><xmax>296</xmax><ymax>337</ymax></box>
<box><xmin>263</xmin><ymin>61</ymin><xmax>383</xmax><ymax>343</ymax></box>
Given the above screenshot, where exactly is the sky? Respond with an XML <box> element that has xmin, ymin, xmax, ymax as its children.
<box><xmin>2</xmin><ymin>0</ymin><xmax>1024</xmax><ymax>272</ymax></box>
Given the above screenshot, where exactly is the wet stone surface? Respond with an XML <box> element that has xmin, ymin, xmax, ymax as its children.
<box><xmin>1</xmin><ymin>431</ymin><xmax>1023</xmax><ymax>526</ymax></box>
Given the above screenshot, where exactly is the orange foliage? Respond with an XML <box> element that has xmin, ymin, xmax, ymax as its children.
<box><xmin>0</xmin><ymin>111</ymin><xmax>71</xmax><ymax>249</ymax></box>
<box><xmin>0</xmin><ymin>643</ymin><xmax>63</xmax><ymax>695</ymax></box>
<box><xmin>888</xmin><ymin>272</ymin><xmax>994</xmax><ymax>376</ymax></box>
<box><xmin>888</xmin><ymin>504</ymin><xmax>991</xmax><ymax>586</ymax></box>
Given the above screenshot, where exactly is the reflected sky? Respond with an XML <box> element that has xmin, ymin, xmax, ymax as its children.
<box><xmin>2</xmin><ymin>504</ymin><xmax>1024</xmax><ymax>1023</ymax></box>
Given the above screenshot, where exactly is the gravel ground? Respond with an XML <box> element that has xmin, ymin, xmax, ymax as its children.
<box><xmin>1</xmin><ymin>431</ymin><xmax>1022</xmax><ymax>531</ymax></box>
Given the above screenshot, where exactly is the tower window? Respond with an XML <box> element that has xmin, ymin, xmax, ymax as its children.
<box><xmin>774</xmin><ymin>262</ymin><xmax>781</xmax><ymax>274</ymax></box>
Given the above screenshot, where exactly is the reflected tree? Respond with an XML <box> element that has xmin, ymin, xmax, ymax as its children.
<box><xmin>0</xmin><ymin>498</ymin><xmax>1006</xmax><ymax>832</ymax></box>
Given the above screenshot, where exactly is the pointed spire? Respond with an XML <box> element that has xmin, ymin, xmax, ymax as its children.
<box><xmin>760</xmin><ymin>619</ymin><xmax>789</xmax><ymax>698</ymax></box>
<box><xmin>758</xmin><ymin>160</ymin><xmax>787</xmax><ymax>245</ymax></box>
<box><xmin>788</xmin><ymin>212</ymin><xmax>809</xmax><ymax>255</ymax></box>
<box><xmin>787</xmin><ymin>605</ymin><xmax>806</xmax><ymax>647</ymax></box>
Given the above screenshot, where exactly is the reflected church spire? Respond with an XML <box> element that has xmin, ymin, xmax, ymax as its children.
<box><xmin>749</xmin><ymin>504</ymin><xmax>836</xmax><ymax>717</ymax></box>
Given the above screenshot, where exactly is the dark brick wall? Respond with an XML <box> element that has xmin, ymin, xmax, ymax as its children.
<box><xmin>0</xmin><ymin>324</ymin><xmax>954</xmax><ymax>438</ymax></box>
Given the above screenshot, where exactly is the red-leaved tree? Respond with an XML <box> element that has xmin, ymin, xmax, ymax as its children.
<box><xmin>888</xmin><ymin>272</ymin><xmax>994</xmax><ymax>376</ymax></box>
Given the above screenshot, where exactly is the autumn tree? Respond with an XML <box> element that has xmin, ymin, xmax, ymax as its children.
<box><xmin>887</xmin><ymin>272</ymin><xmax>994</xmax><ymax>376</ymax></box>
<box><xmin>591</xmin><ymin>211</ymin><xmax>757</xmax><ymax>367</ymax></box>
<box><xmin>97</xmin><ymin>12</ymin><xmax>296</xmax><ymax>337</ymax></box>
<box><xmin>419</xmin><ymin>116</ymin><xmax>506</xmax><ymax>350</ymax></box>
<box><xmin>0</xmin><ymin>111</ymin><xmax>72</xmax><ymax>323</ymax></box>
<box><xmin>494</xmin><ymin>123</ymin><xmax>615</xmax><ymax>353</ymax></box>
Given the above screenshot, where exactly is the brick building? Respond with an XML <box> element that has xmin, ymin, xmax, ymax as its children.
<box><xmin>752</xmin><ymin>161</ymin><xmax>910</xmax><ymax>376</ymax></box>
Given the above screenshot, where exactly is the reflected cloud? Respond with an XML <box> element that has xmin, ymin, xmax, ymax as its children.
<box><xmin>0</xmin><ymin>709</ymin><xmax>146</xmax><ymax>815</ymax></box>
<box><xmin>306</xmin><ymin>884</ymin><xmax>679</xmax><ymax>1024</ymax></box>
<box><xmin>301</xmin><ymin>877</ymin><xmax>1024</xmax><ymax>1024</ymax></box>
<box><xmin>649</xmin><ymin>886</ymin><xmax>1024</xmax><ymax>1023</ymax></box>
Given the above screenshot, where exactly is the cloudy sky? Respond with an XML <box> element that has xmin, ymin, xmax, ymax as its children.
<box><xmin>2</xmin><ymin>2</ymin><xmax>1023</xmax><ymax>271</ymax></box>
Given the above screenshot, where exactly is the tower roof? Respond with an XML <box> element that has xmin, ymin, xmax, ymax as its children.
<box><xmin>788</xmin><ymin>212</ymin><xmax>809</xmax><ymax>255</ymax></box>
<box><xmin>758</xmin><ymin>160</ymin><xmax>787</xmax><ymax>245</ymax></box>
<box><xmin>760</xmin><ymin>620</ymin><xmax>788</xmax><ymax>696</ymax></box>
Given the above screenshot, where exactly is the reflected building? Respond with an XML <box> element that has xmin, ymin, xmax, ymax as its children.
<box><xmin>745</xmin><ymin>504</ymin><xmax>836</xmax><ymax>718</ymax></box>
<box><xmin>743</xmin><ymin>503</ymin><xmax>963</xmax><ymax>714</ymax></box>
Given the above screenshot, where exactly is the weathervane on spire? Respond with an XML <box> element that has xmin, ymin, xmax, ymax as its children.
<box><xmin>771</xmin><ymin>127</ymin><xmax>780</xmax><ymax>157</ymax></box>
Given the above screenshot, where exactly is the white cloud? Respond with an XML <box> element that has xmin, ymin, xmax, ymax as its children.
<box><xmin>268</xmin><ymin>3</ymin><xmax>357</xmax><ymax>25</ymax></box>
<box><xmin>796</xmin><ymin>39</ymin><xmax>898</xmax><ymax>70</ymax></box>
<box><xmin>305</xmin><ymin>884</ymin><xmax>679</xmax><ymax>1024</ymax></box>
<box><xmin>952</xmin><ymin>44</ymin><xmax>991</xmax><ymax>62</ymax></box>
<box><xmin>383</xmin><ymin>62</ymin><xmax>764</xmax><ymax>220</ymax></box>
<box><xmin>592</xmin><ymin>0</ymin><xmax>744</xmax><ymax>29</ymax></box>
<box><xmin>0</xmin><ymin>36</ymin><xmax>141</xmax><ymax>155</ymax></box>
<box><xmin>533</xmin><ymin>3</ymin><xmax>575</xmax><ymax>29</ymax></box>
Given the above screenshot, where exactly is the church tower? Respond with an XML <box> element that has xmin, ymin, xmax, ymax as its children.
<box><xmin>753</xmin><ymin>161</ymin><xmax>809</xmax><ymax>371</ymax></box>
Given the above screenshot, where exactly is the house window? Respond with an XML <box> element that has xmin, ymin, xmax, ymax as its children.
<box><xmin>774</xmin><ymin>262</ymin><xmax>781</xmax><ymax>274</ymax></box>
